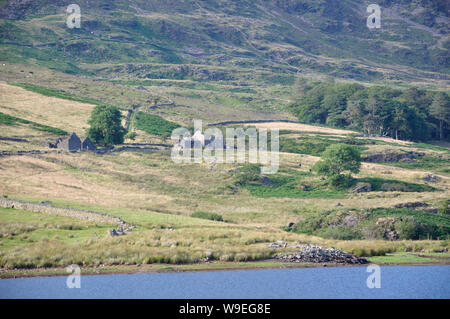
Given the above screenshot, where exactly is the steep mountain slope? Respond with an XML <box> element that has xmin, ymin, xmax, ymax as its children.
<box><xmin>0</xmin><ymin>0</ymin><xmax>448</xmax><ymax>83</ymax></box>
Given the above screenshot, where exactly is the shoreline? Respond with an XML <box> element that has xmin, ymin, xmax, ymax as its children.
<box><xmin>1</xmin><ymin>258</ymin><xmax>449</xmax><ymax>279</ymax></box>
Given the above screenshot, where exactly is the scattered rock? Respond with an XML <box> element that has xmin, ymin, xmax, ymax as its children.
<box><xmin>108</xmin><ymin>229</ymin><xmax>119</xmax><ymax>237</ymax></box>
<box><xmin>267</xmin><ymin>241</ymin><xmax>287</xmax><ymax>248</ymax></box>
<box><xmin>423</xmin><ymin>174</ymin><xmax>441</xmax><ymax>183</ymax></box>
<box><xmin>336</xmin><ymin>202</ymin><xmax>343</xmax><ymax>207</ymax></box>
<box><xmin>285</xmin><ymin>222</ymin><xmax>295</xmax><ymax>229</ymax></box>
<box><xmin>394</xmin><ymin>202</ymin><xmax>429</xmax><ymax>209</ymax></box>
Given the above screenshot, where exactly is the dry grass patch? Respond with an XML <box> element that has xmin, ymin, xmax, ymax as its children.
<box><xmin>247</xmin><ymin>122</ymin><xmax>358</xmax><ymax>135</ymax></box>
<box><xmin>0</xmin><ymin>82</ymin><xmax>95</xmax><ymax>133</ymax></box>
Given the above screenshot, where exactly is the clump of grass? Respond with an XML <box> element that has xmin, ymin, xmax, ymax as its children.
<box><xmin>191</xmin><ymin>211</ymin><xmax>223</xmax><ymax>222</ymax></box>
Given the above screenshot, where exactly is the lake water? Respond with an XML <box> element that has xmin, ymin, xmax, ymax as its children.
<box><xmin>0</xmin><ymin>265</ymin><xmax>449</xmax><ymax>299</ymax></box>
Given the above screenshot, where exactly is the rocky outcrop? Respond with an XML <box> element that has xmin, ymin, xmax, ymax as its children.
<box><xmin>394</xmin><ymin>202</ymin><xmax>429</xmax><ymax>209</ymax></box>
<box><xmin>351</xmin><ymin>182</ymin><xmax>372</xmax><ymax>193</ymax></box>
<box><xmin>423</xmin><ymin>174</ymin><xmax>441</xmax><ymax>183</ymax></box>
<box><xmin>274</xmin><ymin>244</ymin><xmax>368</xmax><ymax>264</ymax></box>
<box><xmin>375</xmin><ymin>217</ymin><xmax>399</xmax><ymax>240</ymax></box>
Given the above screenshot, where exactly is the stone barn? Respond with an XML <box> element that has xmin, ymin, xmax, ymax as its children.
<box><xmin>57</xmin><ymin>132</ymin><xmax>81</xmax><ymax>152</ymax></box>
<box><xmin>81</xmin><ymin>137</ymin><xmax>97</xmax><ymax>151</ymax></box>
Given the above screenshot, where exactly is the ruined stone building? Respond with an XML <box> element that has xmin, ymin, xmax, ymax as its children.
<box><xmin>81</xmin><ymin>137</ymin><xmax>97</xmax><ymax>151</ymax></box>
<box><xmin>57</xmin><ymin>132</ymin><xmax>81</xmax><ymax>152</ymax></box>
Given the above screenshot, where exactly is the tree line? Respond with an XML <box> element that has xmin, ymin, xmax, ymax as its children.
<box><xmin>289</xmin><ymin>80</ymin><xmax>450</xmax><ymax>141</ymax></box>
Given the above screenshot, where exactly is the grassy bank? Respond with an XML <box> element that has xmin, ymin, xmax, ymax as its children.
<box><xmin>1</xmin><ymin>253</ymin><xmax>449</xmax><ymax>279</ymax></box>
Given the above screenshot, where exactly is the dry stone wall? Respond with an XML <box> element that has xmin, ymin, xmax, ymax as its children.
<box><xmin>0</xmin><ymin>198</ymin><xmax>134</xmax><ymax>234</ymax></box>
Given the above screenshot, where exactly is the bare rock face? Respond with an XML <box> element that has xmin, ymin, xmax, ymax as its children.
<box><xmin>274</xmin><ymin>244</ymin><xmax>368</xmax><ymax>264</ymax></box>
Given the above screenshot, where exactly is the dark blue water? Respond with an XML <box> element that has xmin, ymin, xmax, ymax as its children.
<box><xmin>0</xmin><ymin>265</ymin><xmax>449</xmax><ymax>299</ymax></box>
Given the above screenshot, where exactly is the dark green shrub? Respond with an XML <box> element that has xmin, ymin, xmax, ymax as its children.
<box><xmin>191</xmin><ymin>211</ymin><xmax>223</xmax><ymax>222</ymax></box>
<box><xmin>328</xmin><ymin>174</ymin><xmax>355</xmax><ymax>188</ymax></box>
<box><xmin>313</xmin><ymin>144</ymin><xmax>361</xmax><ymax>189</ymax></box>
<box><xmin>438</xmin><ymin>200</ymin><xmax>450</xmax><ymax>216</ymax></box>
<box><xmin>87</xmin><ymin>105</ymin><xmax>126</xmax><ymax>146</ymax></box>
<box><xmin>316</xmin><ymin>226</ymin><xmax>361</xmax><ymax>240</ymax></box>
<box><xmin>234</xmin><ymin>164</ymin><xmax>261</xmax><ymax>186</ymax></box>
<box><xmin>396</xmin><ymin>216</ymin><xmax>419</xmax><ymax>240</ymax></box>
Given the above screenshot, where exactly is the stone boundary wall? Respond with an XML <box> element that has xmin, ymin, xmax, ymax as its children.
<box><xmin>0</xmin><ymin>137</ymin><xmax>28</xmax><ymax>142</ymax></box>
<box><xmin>0</xmin><ymin>198</ymin><xmax>134</xmax><ymax>233</ymax></box>
<box><xmin>208</xmin><ymin>119</ymin><xmax>297</xmax><ymax>127</ymax></box>
<box><xmin>0</xmin><ymin>144</ymin><xmax>170</xmax><ymax>157</ymax></box>
<box><xmin>0</xmin><ymin>150</ymin><xmax>59</xmax><ymax>157</ymax></box>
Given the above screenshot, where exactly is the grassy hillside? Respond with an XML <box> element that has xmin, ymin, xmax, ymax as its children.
<box><xmin>0</xmin><ymin>0</ymin><xmax>449</xmax><ymax>274</ymax></box>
